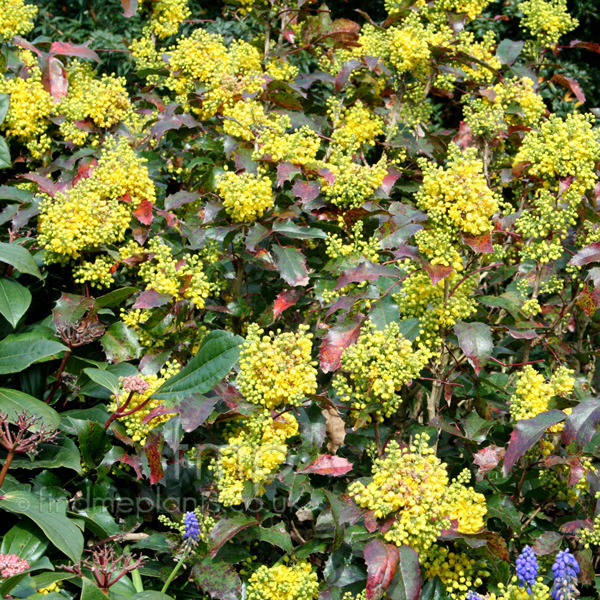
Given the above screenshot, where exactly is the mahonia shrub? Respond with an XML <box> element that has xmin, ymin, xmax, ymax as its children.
<box><xmin>0</xmin><ymin>0</ymin><xmax>599</xmax><ymax>599</ymax></box>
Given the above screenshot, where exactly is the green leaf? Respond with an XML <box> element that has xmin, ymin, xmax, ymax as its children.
<box><xmin>0</xmin><ymin>490</ymin><xmax>84</xmax><ymax>561</ymax></box>
<box><xmin>398</xmin><ymin>318</ymin><xmax>421</xmax><ymax>342</ymax></box>
<box><xmin>0</xmin><ymin>242</ymin><xmax>42</xmax><ymax>279</ymax></box>
<box><xmin>0</xmin><ymin>332</ymin><xmax>68</xmax><ymax>374</ymax></box>
<box><xmin>81</xmin><ymin>577</ymin><xmax>108</xmax><ymax>600</ymax></box>
<box><xmin>100</xmin><ymin>322</ymin><xmax>142</xmax><ymax>363</ymax></box>
<box><xmin>496</xmin><ymin>39</ymin><xmax>525</xmax><ymax>65</ymax></box>
<box><xmin>0</xmin><ymin>278</ymin><xmax>31</xmax><ymax>328</ymax></box>
<box><xmin>272</xmin><ymin>246</ymin><xmax>310</xmax><ymax>287</ymax></box>
<box><xmin>83</xmin><ymin>367</ymin><xmax>121</xmax><ymax>397</ymax></box>
<box><xmin>152</xmin><ymin>330</ymin><xmax>243</xmax><ymax>399</ymax></box>
<box><xmin>130</xmin><ymin>593</ymin><xmax>175</xmax><ymax>600</ymax></box>
<box><xmin>208</xmin><ymin>513</ymin><xmax>256</xmax><ymax>557</ymax></box>
<box><xmin>94</xmin><ymin>286</ymin><xmax>137</xmax><ymax>309</ymax></box>
<box><xmin>0</xmin><ymin>388</ymin><xmax>59</xmax><ymax>428</ymax></box>
<box><xmin>78</xmin><ymin>420</ymin><xmax>111</xmax><ymax>468</ymax></box>
<box><xmin>0</xmin><ymin>136</ymin><xmax>10</xmax><ymax>169</ymax></box>
<box><xmin>0</xmin><ymin>94</ymin><xmax>9</xmax><ymax>125</ymax></box>
<box><xmin>454</xmin><ymin>321</ymin><xmax>493</xmax><ymax>374</ymax></box>
<box><xmin>9</xmin><ymin>437</ymin><xmax>82</xmax><ymax>473</ymax></box>
<box><xmin>272</xmin><ymin>221</ymin><xmax>328</xmax><ymax>240</ymax></box>
<box><xmin>1</xmin><ymin>520</ymin><xmax>49</xmax><ymax>562</ymax></box>
<box><xmin>388</xmin><ymin>545</ymin><xmax>422</xmax><ymax>600</ymax></box>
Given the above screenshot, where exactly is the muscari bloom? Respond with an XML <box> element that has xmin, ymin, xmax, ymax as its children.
<box><xmin>551</xmin><ymin>549</ymin><xmax>579</xmax><ymax>600</ymax></box>
<box><xmin>182</xmin><ymin>511</ymin><xmax>200</xmax><ymax>542</ymax></box>
<box><xmin>516</xmin><ymin>545</ymin><xmax>539</xmax><ymax>593</ymax></box>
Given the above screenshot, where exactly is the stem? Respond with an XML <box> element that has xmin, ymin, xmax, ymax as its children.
<box><xmin>161</xmin><ymin>547</ymin><xmax>190</xmax><ymax>594</ymax></box>
<box><xmin>0</xmin><ymin>448</ymin><xmax>16</xmax><ymax>488</ymax></box>
<box><xmin>45</xmin><ymin>350</ymin><xmax>71</xmax><ymax>404</ymax></box>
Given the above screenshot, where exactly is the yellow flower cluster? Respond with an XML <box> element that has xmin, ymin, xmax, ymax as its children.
<box><xmin>38</xmin><ymin>582</ymin><xmax>62</xmax><ymax>595</ymax></box>
<box><xmin>73</xmin><ymin>255</ymin><xmax>115</xmax><ymax>289</ymax></box>
<box><xmin>325</xmin><ymin>220</ymin><xmax>381</xmax><ymax>263</ymax></box>
<box><xmin>445</xmin><ymin>469</ymin><xmax>487</xmax><ymax>534</ymax></box>
<box><xmin>321</xmin><ymin>153</ymin><xmax>388</xmax><ymax>210</ymax></box>
<box><xmin>255</xmin><ymin>124</ymin><xmax>321</xmax><ymax>165</ymax></box>
<box><xmin>0</xmin><ymin>68</ymin><xmax>53</xmax><ymax>158</ymax></box>
<box><xmin>417</xmin><ymin>145</ymin><xmax>499</xmax><ymax>237</ymax></box>
<box><xmin>143</xmin><ymin>0</ymin><xmax>190</xmax><ymax>38</ymax></box>
<box><xmin>349</xmin><ymin>433</ymin><xmax>486</xmax><ymax>553</ymax></box>
<box><xmin>138</xmin><ymin>239</ymin><xmax>211</xmax><ymax>308</ymax></box>
<box><xmin>38</xmin><ymin>138</ymin><xmax>155</xmax><ymax>262</ymax></box>
<box><xmin>455</xmin><ymin>31</ymin><xmax>501</xmax><ymax>85</ymax></box>
<box><xmin>519</xmin><ymin>0</ymin><xmax>578</xmax><ymax>48</ymax></box>
<box><xmin>59</xmin><ymin>62</ymin><xmax>133</xmax><ymax>145</ymax></box>
<box><xmin>216</xmin><ymin>169</ymin><xmax>273</xmax><ymax>222</ymax></box>
<box><xmin>131</xmin><ymin>31</ymin><xmax>164</xmax><ymax>83</ymax></box>
<box><xmin>238</xmin><ymin>324</ymin><xmax>318</xmax><ymax>409</ymax></box>
<box><xmin>108</xmin><ymin>363</ymin><xmax>181</xmax><ymax>444</ymax></box>
<box><xmin>333</xmin><ymin>321</ymin><xmax>430</xmax><ymax>417</ymax></box>
<box><xmin>514</xmin><ymin>113</ymin><xmax>600</xmax><ymax>198</ymax></box>
<box><xmin>395</xmin><ymin>267</ymin><xmax>477</xmax><ymax>351</ymax></box>
<box><xmin>0</xmin><ymin>0</ymin><xmax>37</xmax><ymax>40</ymax></box>
<box><xmin>266</xmin><ymin>58</ymin><xmax>299</xmax><ymax>81</ymax></box>
<box><xmin>509</xmin><ymin>365</ymin><xmax>574</xmax><ymax>422</ymax></box>
<box><xmin>165</xmin><ymin>31</ymin><xmax>262</xmax><ymax>116</ymax></box>
<box><xmin>330</xmin><ymin>101</ymin><xmax>384</xmax><ymax>151</ymax></box>
<box><xmin>464</xmin><ymin>77</ymin><xmax>546</xmax><ymax>137</ymax></box>
<box><xmin>211</xmin><ymin>410</ymin><xmax>299</xmax><ymax>506</ymax></box>
<box><xmin>424</xmin><ymin>545</ymin><xmax>489</xmax><ymax>600</ymax></box>
<box><xmin>484</xmin><ymin>576</ymin><xmax>551</xmax><ymax>600</ymax></box>
<box><xmin>431</xmin><ymin>0</ymin><xmax>493</xmax><ymax>20</ymax></box>
<box><xmin>222</xmin><ymin>99</ymin><xmax>268</xmax><ymax>141</ymax></box>
<box><xmin>246</xmin><ymin>561</ymin><xmax>319</xmax><ymax>600</ymax></box>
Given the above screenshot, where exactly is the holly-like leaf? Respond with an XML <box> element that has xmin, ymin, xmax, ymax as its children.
<box><xmin>551</xmin><ymin>74</ymin><xmax>586</xmax><ymax>103</ymax></box>
<box><xmin>387</xmin><ymin>545</ymin><xmax>421</xmax><ymax>600</ymax></box>
<box><xmin>208</xmin><ymin>514</ymin><xmax>256</xmax><ymax>557</ymax></box>
<box><xmin>133</xmin><ymin>289</ymin><xmax>172</xmax><ymax>309</ymax></box>
<box><xmin>473</xmin><ymin>445</ymin><xmax>505</xmax><ymax>481</ymax></box>
<box><xmin>301</xmin><ymin>455</ymin><xmax>353</xmax><ymax>476</ymax></box>
<box><xmin>365</xmin><ymin>539</ymin><xmax>399</xmax><ymax>600</ymax></box>
<box><xmin>319</xmin><ymin>317</ymin><xmax>363</xmax><ymax>373</ymax></box>
<box><xmin>496</xmin><ymin>39</ymin><xmax>524</xmax><ymax>65</ymax></box>
<box><xmin>273</xmin><ymin>289</ymin><xmax>302</xmax><ymax>319</ymax></box>
<box><xmin>454</xmin><ymin>321</ymin><xmax>493</xmax><ymax>374</ymax></box>
<box><xmin>192</xmin><ymin>559</ymin><xmax>242</xmax><ymax>600</ymax></box>
<box><xmin>101</xmin><ymin>322</ymin><xmax>142</xmax><ymax>363</ymax></box>
<box><xmin>462</xmin><ymin>232</ymin><xmax>494</xmax><ymax>254</ymax></box>
<box><xmin>272</xmin><ymin>246</ymin><xmax>310</xmax><ymax>287</ymax></box>
<box><xmin>562</xmin><ymin>399</ymin><xmax>600</xmax><ymax>447</ymax></box>
<box><xmin>133</xmin><ymin>199</ymin><xmax>153</xmax><ymax>225</ymax></box>
<box><xmin>503</xmin><ymin>410</ymin><xmax>566</xmax><ymax>475</ymax></box>
<box><xmin>532</xmin><ymin>532</ymin><xmax>562</xmax><ymax>556</ymax></box>
<box><xmin>49</xmin><ymin>41</ymin><xmax>100</xmax><ymax>62</ymax></box>
<box><xmin>336</xmin><ymin>262</ymin><xmax>402</xmax><ymax>290</ymax></box>
<box><xmin>292</xmin><ymin>180</ymin><xmax>321</xmax><ymax>203</ymax></box>
<box><xmin>569</xmin><ymin>242</ymin><xmax>600</xmax><ymax>267</ymax></box>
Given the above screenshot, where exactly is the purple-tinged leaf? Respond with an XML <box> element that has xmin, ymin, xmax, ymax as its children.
<box><xmin>272</xmin><ymin>246</ymin><xmax>310</xmax><ymax>286</ymax></box>
<box><xmin>335</xmin><ymin>261</ymin><xmax>402</xmax><ymax>290</ymax></box>
<box><xmin>569</xmin><ymin>242</ymin><xmax>600</xmax><ymax>267</ymax></box>
<box><xmin>365</xmin><ymin>539</ymin><xmax>399</xmax><ymax>600</ymax></box>
<box><xmin>532</xmin><ymin>531</ymin><xmax>562</xmax><ymax>556</ymax></box>
<box><xmin>292</xmin><ymin>180</ymin><xmax>321</xmax><ymax>203</ymax></box>
<box><xmin>179</xmin><ymin>396</ymin><xmax>218</xmax><ymax>432</ymax></box>
<box><xmin>121</xmin><ymin>0</ymin><xmax>139</xmax><ymax>17</ymax></box>
<box><xmin>562</xmin><ymin>398</ymin><xmax>600</xmax><ymax>447</ymax></box>
<box><xmin>503</xmin><ymin>410</ymin><xmax>566</xmax><ymax>475</ymax></box>
<box><xmin>208</xmin><ymin>514</ymin><xmax>256</xmax><ymax>557</ymax></box>
<box><xmin>192</xmin><ymin>559</ymin><xmax>242</xmax><ymax>600</ymax></box>
<box><xmin>164</xmin><ymin>191</ymin><xmax>200</xmax><ymax>211</ymax></box>
<box><xmin>454</xmin><ymin>321</ymin><xmax>493</xmax><ymax>374</ymax></box>
<box><xmin>133</xmin><ymin>289</ymin><xmax>172</xmax><ymax>309</ymax></box>
<box><xmin>319</xmin><ymin>316</ymin><xmax>363</xmax><ymax>373</ymax></box>
<box><xmin>387</xmin><ymin>545</ymin><xmax>421</xmax><ymax>600</ymax></box>
<box><xmin>496</xmin><ymin>39</ymin><xmax>524</xmax><ymax>65</ymax></box>
<box><xmin>335</xmin><ymin>59</ymin><xmax>362</xmax><ymax>91</ymax></box>
<box><xmin>422</xmin><ymin>261</ymin><xmax>454</xmax><ymax>286</ymax></box>
<box><xmin>276</xmin><ymin>162</ymin><xmax>301</xmax><ymax>187</ymax></box>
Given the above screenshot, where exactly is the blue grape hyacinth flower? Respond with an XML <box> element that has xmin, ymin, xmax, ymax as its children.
<box><xmin>551</xmin><ymin>548</ymin><xmax>580</xmax><ymax>600</ymax></box>
<box><xmin>182</xmin><ymin>511</ymin><xmax>200</xmax><ymax>542</ymax></box>
<box><xmin>516</xmin><ymin>545</ymin><xmax>539</xmax><ymax>593</ymax></box>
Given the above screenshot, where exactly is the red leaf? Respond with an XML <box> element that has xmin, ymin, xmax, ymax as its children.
<box><xmin>74</xmin><ymin>157</ymin><xmax>97</xmax><ymax>185</ymax></box>
<box><xmin>504</xmin><ymin>410</ymin><xmax>566</xmax><ymax>475</ymax></box>
<box><xmin>379</xmin><ymin>168</ymin><xmax>399</xmax><ymax>195</ymax></box>
<box><xmin>133</xmin><ymin>199</ymin><xmax>153</xmax><ymax>225</ymax></box>
<box><xmin>22</xmin><ymin>173</ymin><xmax>62</xmax><ymax>197</ymax></box>
<box><xmin>319</xmin><ymin>317</ymin><xmax>363</xmax><ymax>373</ymax></box>
<box><xmin>364</xmin><ymin>539</ymin><xmax>399</xmax><ymax>600</ymax></box>
<box><xmin>121</xmin><ymin>0</ymin><xmax>139</xmax><ymax>17</ymax></box>
<box><xmin>571</xmin><ymin>40</ymin><xmax>600</xmax><ymax>54</ymax></box>
<box><xmin>117</xmin><ymin>453</ymin><xmax>142</xmax><ymax>479</ymax></box>
<box><xmin>301</xmin><ymin>455</ymin><xmax>353</xmax><ymax>476</ymax></box>
<box><xmin>133</xmin><ymin>289</ymin><xmax>172</xmax><ymax>309</ymax></box>
<box><xmin>49</xmin><ymin>41</ymin><xmax>100</xmax><ymax>62</ymax></box>
<box><xmin>44</xmin><ymin>56</ymin><xmax>68</xmax><ymax>100</ymax></box>
<box><xmin>318</xmin><ymin>167</ymin><xmax>336</xmax><ymax>185</ymax></box>
<box><xmin>12</xmin><ymin>36</ymin><xmax>42</xmax><ymax>56</ymax></box>
<box><xmin>462</xmin><ymin>231</ymin><xmax>493</xmax><ymax>254</ymax></box>
<box><xmin>276</xmin><ymin>162</ymin><xmax>301</xmax><ymax>187</ymax></box>
<box><xmin>569</xmin><ymin>242</ymin><xmax>600</xmax><ymax>267</ymax></box>
<box><xmin>273</xmin><ymin>289</ymin><xmax>301</xmax><ymax>319</ymax></box>
<box><xmin>142</xmin><ymin>404</ymin><xmax>178</xmax><ymax>425</ymax></box>
<box><xmin>292</xmin><ymin>180</ymin><xmax>321</xmax><ymax>203</ymax></box>
<box><xmin>452</xmin><ymin>120</ymin><xmax>474</xmax><ymax>149</ymax></box>
<box><xmin>551</xmin><ymin>74</ymin><xmax>586</xmax><ymax>104</ymax></box>
<box><xmin>421</xmin><ymin>261</ymin><xmax>454</xmax><ymax>286</ymax></box>
<box><xmin>473</xmin><ymin>445</ymin><xmax>505</xmax><ymax>481</ymax></box>
<box><xmin>143</xmin><ymin>431</ymin><xmax>164</xmax><ymax>484</ymax></box>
